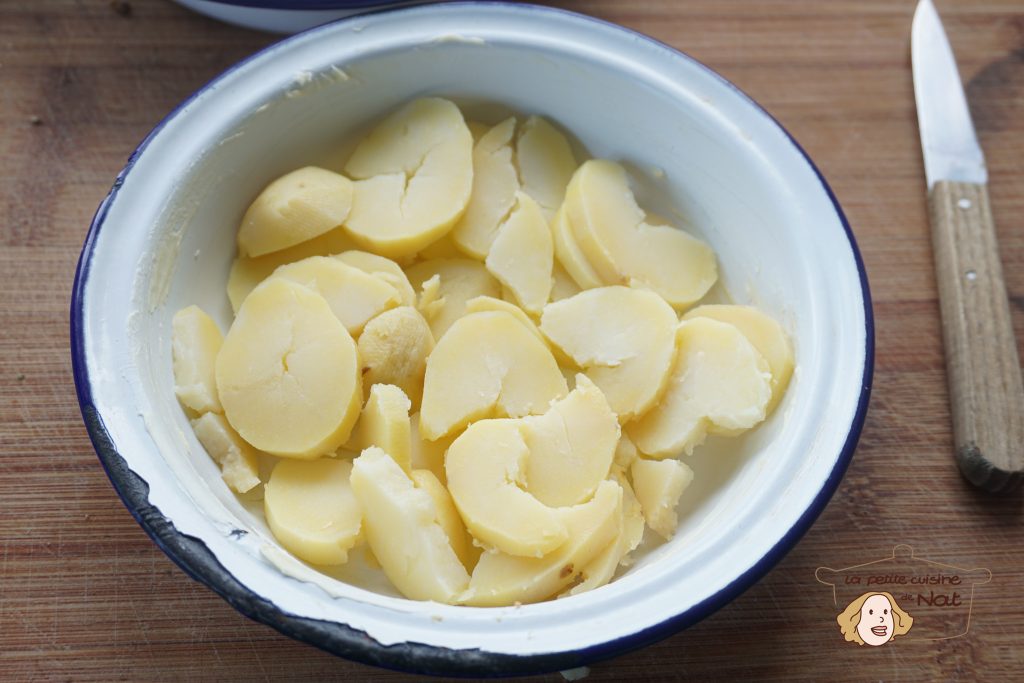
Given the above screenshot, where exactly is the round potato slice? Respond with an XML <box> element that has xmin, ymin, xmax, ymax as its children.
<box><xmin>460</xmin><ymin>480</ymin><xmax>622</xmax><ymax>607</ymax></box>
<box><xmin>237</xmin><ymin>166</ymin><xmax>354</xmax><ymax>258</ymax></box>
<box><xmin>410</xmin><ymin>469</ymin><xmax>478</xmax><ymax>572</ymax></box>
<box><xmin>552</xmin><ymin>204</ymin><xmax>604</xmax><ymax>291</ymax></box>
<box><xmin>627</xmin><ymin>317</ymin><xmax>772</xmax><ymax>458</ymax></box>
<box><xmin>333</xmin><ymin>250</ymin><xmax>416</xmax><ymax>306</ymax></box>
<box><xmin>682</xmin><ymin>304</ymin><xmax>794</xmax><ymax>413</ymax></box>
<box><xmin>226</xmin><ymin>227</ymin><xmax>358</xmax><ymax>313</ymax></box>
<box><xmin>405</xmin><ymin>258</ymin><xmax>501</xmax><ymax>341</ymax></box>
<box><xmin>264</xmin><ymin>458</ymin><xmax>362</xmax><ymax>566</ymax></box>
<box><xmin>171</xmin><ymin>305</ymin><xmax>223</xmax><ymax>414</ymax></box>
<box><xmin>216</xmin><ymin>278</ymin><xmax>361</xmax><ymax>458</ymax></box>
<box><xmin>451</xmin><ymin>117</ymin><xmax>519</xmax><ymax>259</ymax></box>
<box><xmin>445</xmin><ymin>419</ymin><xmax>569</xmax><ymax>557</ymax></box>
<box><xmin>270</xmin><ymin>256</ymin><xmax>401</xmax><ymax>336</ymax></box>
<box><xmin>630</xmin><ymin>458</ymin><xmax>694</xmax><ymax>540</ymax></box>
<box><xmin>521</xmin><ymin>375</ymin><xmax>619</xmax><ymax>508</ymax></box>
<box><xmin>350</xmin><ymin>446</ymin><xmax>469</xmax><ymax>603</ymax></box>
<box><xmin>540</xmin><ymin>286</ymin><xmax>677</xmax><ymax>422</ymax></box>
<box><xmin>565</xmin><ymin>160</ymin><xmax>717</xmax><ymax>308</ymax></box>
<box><xmin>420</xmin><ymin>310</ymin><xmax>568</xmax><ymax>441</ymax></box>
<box><xmin>343</xmin><ymin>98</ymin><xmax>473</xmax><ymax>258</ymax></box>
<box><xmin>485</xmin><ymin>191</ymin><xmax>554</xmax><ymax>315</ymax></box>
<box><xmin>515</xmin><ymin>116</ymin><xmax>578</xmax><ymax>218</ymax></box>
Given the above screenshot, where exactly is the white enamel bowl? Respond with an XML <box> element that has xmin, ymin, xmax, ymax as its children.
<box><xmin>72</xmin><ymin>3</ymin><xmax>872</xmax><ymax>675</ymax></box>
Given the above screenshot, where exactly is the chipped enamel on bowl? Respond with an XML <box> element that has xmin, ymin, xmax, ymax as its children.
<box><xmin>72</xmin><ymin>3</ymin><xmax>872</xmax><ymax>676</ymax></box>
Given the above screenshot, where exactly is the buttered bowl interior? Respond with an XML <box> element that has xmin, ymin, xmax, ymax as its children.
<box><xmin>71</xmin><ymin>3</ymin><xmax>871</xmax><ymax>676</ymax></box>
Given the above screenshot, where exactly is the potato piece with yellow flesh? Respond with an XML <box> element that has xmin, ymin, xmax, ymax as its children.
<box><xmin>421</xmin><ymin>311</ymin><xmax>568</xmax><ymax>440</ymax></box>
<box><xmin>270</xmin><ymin>256</ymin><xmax>401</xmax><ymax>337</ymax></box>
<box><xmin>172</xmin><ymin>305</ymin><xmax>223</xmax><ymax>414</ymax></box>
<box><xmin>550</xmin><ymin>262</ymin><xmax>581</xmax><ymax>302</ymax></box>
<box><xmin>409</xmin><ymin>412</ymin><xmax>451</xmax><ymax>484</ymax></box>
<box><xmin>446</xmin><ymin>419</ymin><xmax>569</xmax><ymax>557</ymax></box>
<box><xmin>566</xmin><ymin>467</ymin><xmax>645</xmax><ymax>595</ymax></box>
<box><xmin>350</xmin><ymin>447</ymin><xmax>469</xmax><ymax>602</ymax></box>
<box><xmin>683</xmin><ymin>305</ymin><xmax>794</xmax><ymax>413</ymax></box>
<box><xmin>522</xmin><ymin>375</ymin><xmax>619</xmax><ymax>507</ymax></box>
<box><xmin>515</xmin><ymin>116</ymin><xmax>577</xmax><ymax>218</ymax></box>
<box><xmin>460</xmin><ymin>480</ymin><xmax>622</xmax><ymax>606</ymax></box>
<box><xmin>237</xmin><ymin>166</ymin><xmax>354</xmax><ymax>258</ymax></box>
<box><xmin>631</xmin><ymin>458</ymin><xmax>694</xmax><ymax>540</ymax></box>
<box><xmin>464</xmin><ymin>296</ymin><xmax>544</xmax><ymax>345</ymax></box>
<box><xmin>628</xmin><ymin>317</ymin><xmax>772</xmax><ymax>457</ymax></box>
<box><xmin>613</xmin><ymin>432</ymin><xmax>639</xmax><ymax>469</ymax></box>
<box><xmin>264</xmin><ymin>458</ymin><xmax>362</xmax><ymax>566</ymax></box>
<box><xmin>552</xmin><ymin>205</ymin><xmax>603</xmax><ymax>291</ymax></box>
<box><xmin>334</xmin><ymin>250</ymin><xmax>416</xmax><ymax>306</ymax></box>
<box><xmin>451</xmin><ymin>118</ymin><xmax>519</xmax><ymax>258</ymax></box>
<box><xmin>417</xmin><ymin>233</ymin><xmax>463</xmax><ymax>260</ymax></box>
<box><xmin>350</xmin><ymin>384</ymin><xmax>412</xmax><ymax>473</ymax></box>
<box><xmin>216</xmin><ymin>279</ymin><xmax>361</xmax><ymax>458</ymax></box>
<box><xmin>227</xmin><ymin>227</ymin><xmax>357</xmax><ymax>313</ymax></box>
<box><xmin>485</xmin><ymin>191</ymin><xmax>553</xmax><ymax>314</ymax></box>
<box><xmin>410</xmin><ymin>469</ymin><xmax>478</xmax><ymax>571</ymax></box>
<box><xmin>405</xmin><ymin>258</ymin><xmax>501</xmax><ymax>341</ymax></box>
<box><xmin>190</xmin><ymin>412</ymin><xmax>260</xmax><ymax>493</ymax></box>
<box><xmin>343</xmin><ymin>98</ymin><xmax>473</xmax><ymax>258</ymax></box>
<box><xmin>357</xmin><ymin>307</ymin><xmax>434</xmax><ymax>408</ymax></box>
<box><xmin>565</xmin><ymin>160</ymin><xmax>717</xmax><ymax>308</ymax></box>
<box><xmin>466</xmin><ymin>120</ymin><xmax>490</xmax><ymax>143</ymax></box>
<box><xmin>540</xmin><ymin>286</ymin><xmax>677</xmax><ymax>422</ymax></box>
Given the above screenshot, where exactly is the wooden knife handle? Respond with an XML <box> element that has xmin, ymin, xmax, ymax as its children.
<box><xmin>928</xmin><ymin>180</ymin><xmax>1024</xmax><ymax>492</ymax></box>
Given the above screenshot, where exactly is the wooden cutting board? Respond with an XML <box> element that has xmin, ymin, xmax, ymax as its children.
<box><xmin>1</xmin><ymin>0</ymin><xmax>1021</xmax><ymax>680</ymax></box>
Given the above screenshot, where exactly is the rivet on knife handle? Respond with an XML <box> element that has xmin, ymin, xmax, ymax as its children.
<box><xmin>928</xmin><ymin>180</ymin><xmax>1024</xmax><ymax>491</ymax></box>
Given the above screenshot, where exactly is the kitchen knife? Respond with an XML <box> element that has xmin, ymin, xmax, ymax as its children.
<box><xmin>912</xmin><ymin>0</ymin><xmax>1024</xmax><ymax>492</ymax></box>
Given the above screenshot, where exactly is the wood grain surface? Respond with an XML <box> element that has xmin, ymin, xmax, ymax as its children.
<box><xmin>1</xmin><ymin>0</ymin><xmax>1022</xmax><ymax>680</ymax></box>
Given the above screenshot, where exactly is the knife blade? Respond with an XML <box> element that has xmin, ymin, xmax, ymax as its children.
<box><xmin>911</xmin><ymin>0</ymin><xmax>1024</xmax><ymax>492</ymax></box>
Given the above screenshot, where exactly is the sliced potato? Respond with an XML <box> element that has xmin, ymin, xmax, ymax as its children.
<box><xmin>445</xmin><ymin>419</ymin><xmax>568</xmax><ymax>557</ymax></box>
<box><xmin>350</xmin><ymin>384</ymin><xmax>412</xmax><ymax>473</ymax></box>
<box><xmin>190</xmin><ymin>412</ymin><xmax>260</xmax><ymax>493</ymax></box>
<box><xmin>485</xmin><ymin>191</ymin><xmax>554</xmax><ymax>314</ymax></box>
<box><xmin>357</xmin><ymin>306</ymin><xmax>434</xmax><ymax>408</ymax></box>
<box><xmin>421</xmin><ymin>310</ymin><xmax>568</xmax><ymax>440</ymax></box>
<box><xmin>613</xmin><ymin>432</ymin><xmax>639</xmax><ymax>470</ymax></box>
<box><xmin>411</xmin><ymin>469</ymin><xmax>478</xmax><ymax>571</ymax></box>
<box><xmin>628</xmin><ymin>317</ymin><xmax>772</xmax><ymax>457</ymax></box>
<box><xmin>451</xmin><ymin>117</ymin><xmax>519</xmax><ymax>258</ymax></box>
<box><xmin>540</xmin><ymin>286</ymin><xmax>677</xmax><ymax>422</ymax></box>
<box><xmin>550</xmin><ymin>262</ymin><xmax>581</xmax><ymax>302</ymax></box>
<box><xmin>460</xmin><ymin>480</ymin><xmax>622</xmax><ymax>606</ymax></box>
<box><xmin>683</xmin><ymin>305</ymin><xmax>794</xmax><ymax>413</ymax></box>
<box><xmin>237</xmin><ymin>166</ymin><xmax>354</xmax><ymax>258</ymax></box>
<box><xmin>566</xmin><ymin>467</ymin><xmax>645</xmax><ymax>595</ymax></box>
<box><xmin>350</xmin><ymin>446</ymin><xmax>469</xmax><ymax>602</ymax></box>
<box><xmin>216</xmin><ymin>278</ymin><xmax>361</xmax><ymax>458</ymax></box>
<box><xmin>515</xmin><ymin>116</ymin><xmax>577</xmax><ymax>218</ymax></box>
<box><xmin>630</xmin><ymin>458</ymin><xmax>694</xmax><ymax>540</ymax></box>
<box><xmin>565</xmin><ymin>160</ymin><xmax>717</xmax><ymax>308</ymax></box>
<box><xmin>405</xmin><ymin>258</ymin><xmax>501</xmax><ymax>341</ymax></box>
<box><xmin>552</xmin><ymin>204</ymin><xmax>603</xmax><ymax>291</ymax></box>
<box><xmin>521</xmin><ymin>375</ymin><xmax>619</xmax><ymax>507</ymax></box>
<box><xmin>334</xmin><ymin>250</ymin><xmax>415</xmax><ymax>306</ymax></box>
<box><xmin>227</xmin><ymin>227</ymin><xmax>357</xmax><ymax>313</ymax></box>
<box><xmin>464</xmin><ymin>295</ymin><xmax>545</xmax><ymax>345</ymax></box>
<box><xmin>270</xmin><ymin>256</ymin><xmax>401</xmax><ymax>337</ymax></box>
<box><xmin>172</xmin><ymin>305</ymin><xmax>223</xmax><ymax>414</ymax></box>
<box><xmin>343</xmin><ymin>98</ymin><xmax>473</xmax><ymax>258</ymax></box>
<box><xmin>264</xmin><ymin>458</ymin><xmax>362</xmax><ymax>565</ymax></box>
<box><xmin>409</xmin><ymin>412</ymin><xmax>452</xmax><ymax>484</ymax></box>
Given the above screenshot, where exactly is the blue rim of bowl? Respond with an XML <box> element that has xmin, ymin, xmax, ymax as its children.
<box><xmin>70</xmin><ymin>2</ymin><xmax>874</xmax><ymax>677</ymax></box>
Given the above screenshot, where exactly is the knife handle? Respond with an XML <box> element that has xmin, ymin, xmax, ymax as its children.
<box><xmin>929</xmin><ymin>180</ymin><xmax>1024</xmax><ymax>492</ymax></box>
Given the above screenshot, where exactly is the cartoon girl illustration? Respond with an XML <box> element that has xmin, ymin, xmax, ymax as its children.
<box><xmin>837</xmin><ymin>591</ymin><xmax>914</xmax><ymax>646</ymax></box>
